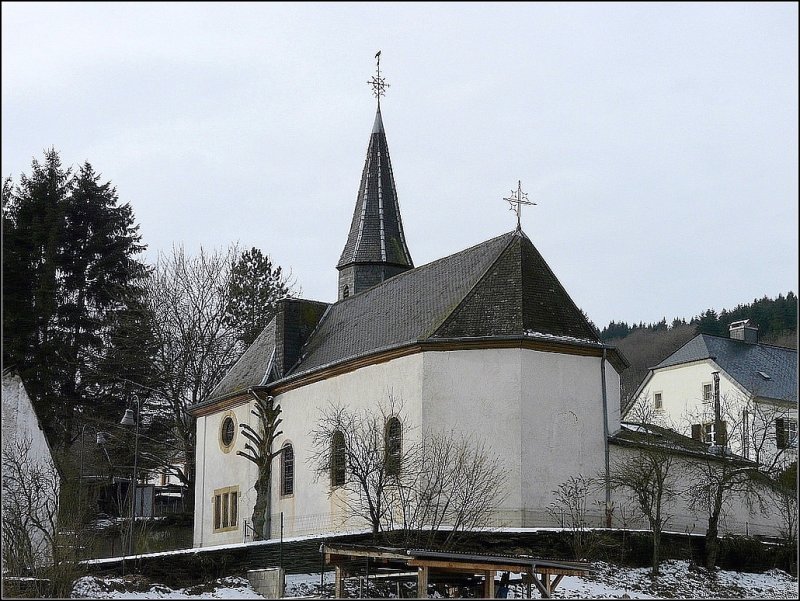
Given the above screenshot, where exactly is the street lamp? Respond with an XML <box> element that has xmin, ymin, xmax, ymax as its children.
<box><xmin>120</xmin><ymin>400</ymin><xmax>140</xmax><ymax>558</ymax></box>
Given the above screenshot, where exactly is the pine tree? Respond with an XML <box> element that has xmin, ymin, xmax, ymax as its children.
<box><xmin>3</xmin><ymin>151</ymin><xmax>151</xmax><ymax>449</ymax></box>
<box><xmin>225</xmin><ymin>247</ymin><xmax>297</xmax><ymax>347</ymax></box>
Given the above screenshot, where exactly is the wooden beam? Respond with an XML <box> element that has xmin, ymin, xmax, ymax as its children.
<box><xmin>551</xmin><ymin>574</ymin><xmax>564</xmax><ymax>593</ymax></box>
<box><xmin>484</xmin><ymin>570</ymin><xmax>495</xmax><ymax>598</ymax></box>
<box><xmin>417</xmin><ymin>566</ymin><xmax>428</xmax><ymax>599</ymax></box>
<box><xmin>334</xmin><ymin>565</ymin><xmax>344</xmax><ymax>599</ymax></box>
<box><xmin>407</xmin><ymin>559</ymin><xmax>536</xmax><ymax>573</ymax></box>
<box><xmin>531</xmin><ymin>573</ymin><xmax>550</xmax><ymax>599</ymax></box>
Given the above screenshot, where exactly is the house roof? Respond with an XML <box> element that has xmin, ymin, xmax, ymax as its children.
<box><xmin>653</xmin><ymin>334</ymin><xmax>797</xmax><ymax>403</ymax></box>
<box><xmin>611</xmin><ymin>421</ymin><xmax>753</xmax><ymax>463</ymax></box>
<box><xmin>193</xmin><ymin>229</ymin><xmax>623</xmax><ymax>413</ymax></box>
<box><xmin>209</xmin><ymin>318</ymin><xmax>278</xmax><ymax>401</ymax></box>
<box><xmin>281</xmin><ymin>229</ymin><xmax>612</xmax><ymax>382</ymax></box>
<box><xmin>337</xmin><ymin>106</ymin><xmax>413</xmax><ymax>270</ymax></box>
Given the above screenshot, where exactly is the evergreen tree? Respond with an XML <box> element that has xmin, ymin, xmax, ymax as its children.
<box><xmin>225</xmin><ymin>247</ymin><xmax>296</xmax><ymax>347</ymax></box>
<box><xmin>3</xmin><ymin>150</ymin><xmax>151</xmax><ymax>449</ymax></box>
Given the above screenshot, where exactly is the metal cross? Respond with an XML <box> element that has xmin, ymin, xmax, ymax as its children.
<box><xmin>503</xmin><ymin>180</ymin><xmax>536</xmax><ymax>231</ymax></box>
<box><xmin>367</xmin><ymin>50</ymin><xmax>389</xmax><ymax>106</ymax></box>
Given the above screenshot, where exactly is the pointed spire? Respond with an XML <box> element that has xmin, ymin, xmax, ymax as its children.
<box><xmin>337</xmin><ymin>55</ymin><xmax>413</xmax><ymax>300</ymax></box>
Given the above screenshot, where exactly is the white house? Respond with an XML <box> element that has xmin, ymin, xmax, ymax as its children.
<box><xmin>190</xmin><ymin>94</ymin><xmax>789</xmax><ymax>548</ymax></box>
<box><xmin>1</xmin><ymin>370</ymin><xmax>61</xmax><ymax>567</ymax></box>
<box><xmin>626</xmin><ymin>320</ymin><xmax>798</xmax><ymax>469</ymax></box>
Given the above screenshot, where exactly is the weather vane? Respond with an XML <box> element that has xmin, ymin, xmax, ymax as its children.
<box><xmin>367</xmin><ymin>50</ymin><xmax>389</xmax><ymax>106</ymax></box>
<box><xmin>503</xmin><ymin>180</ymin><xmax>536</xmax><ymax>231</ymax></box>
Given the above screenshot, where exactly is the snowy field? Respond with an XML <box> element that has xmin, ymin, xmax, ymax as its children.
<box><xmin>71</xmin><ymin>560</ymin><xmax>797</xmax><ymax>599</ymax></box>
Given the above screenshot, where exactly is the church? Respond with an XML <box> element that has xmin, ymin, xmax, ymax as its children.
<box><xmin>189</xmin><ymin>66</ymin><xmax>781</xmax><ymax>548</ymax></box>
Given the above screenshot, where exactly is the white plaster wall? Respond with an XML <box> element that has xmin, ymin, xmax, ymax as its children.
<box><xmin>271</xmin><ymin>353</ymin><xmax>424</xmax><ymax>538</ymax></box>
<box><xmin>194</xmin><ymin>348</ymin><xmax>625</xmax><ymax>546</ymax></box>
<box><xmin>633</xmin><ymin>361</ymin><xmax>798</xmax><ymax>464</ymax></box>
<box><xmin>193</xmin><ymin>401</ymin><xmax>259</xmax><ymax>547</ymax></box>
<box><xmin>1</xmin><ymin>373</ymin><xmax>60</xmax><ymax>564</ymax></box>
<box><xmin>420</xmin><ymin>348</ymin><xmax>620</xmax><ymax>520</ymax></box>
<box><xmin>608</xmin><ymin>444</ymin><xmax>782</xmax><ymax>538</ymax></box>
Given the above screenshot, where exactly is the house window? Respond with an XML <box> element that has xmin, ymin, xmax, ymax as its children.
<box><xmin>702</xmin><ymin>383</ymin><xmax>713</xmax><ymax>403</ymax></box>
<box><xmin>213</xmin><ymin>486</ymin><xmax>239</xmax><ymax>532</ymax></box>
<box><xmin>331</xmin><ymin>430</ymin><xmax>345</xmax><ymax>487</ymax></box>
<box><xmin>653</xmin><ymin>392</ymin><xmax>663</xmax><ymax>411</ymax></box>
<box><xmin>776</xmin><ymin>418</ymin><xmax>798</xmax><ymax>449</ymax></box>
<box><xmin>281</xmin><ymin>443</ymin><xmax>294</xmax><ymax>496</ymax></box>
<box><xmin>385</xmin><ymin>417</ymin><xmax>402</xmax><ymax>476</ymax></box>
<box><xmin>692</xmin><ymin>421</ymin><xmax>727</xmax><ymax>446</ymax></box>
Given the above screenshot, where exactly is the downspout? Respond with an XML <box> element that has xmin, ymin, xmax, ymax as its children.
<box><xmin>601</xmin><ymin>347</ymin><xmax>611</xmax><ymax>527</ymax></box>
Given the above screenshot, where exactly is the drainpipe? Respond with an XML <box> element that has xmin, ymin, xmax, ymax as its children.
<box><xmin>600</xmin><ymin>347</ymin><xmax>611</xmax><ymax>527</ymax></box>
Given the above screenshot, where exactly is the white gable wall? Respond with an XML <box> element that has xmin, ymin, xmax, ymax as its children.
<box><xmin>631</xmin><ymin>361</ymin><xmax>798</xmax><ymax>464</ymax></box>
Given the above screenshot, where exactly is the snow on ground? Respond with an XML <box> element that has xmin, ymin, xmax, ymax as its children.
<box><xmin>70</xmin><ymin>575</ymin><xmax>264</xmax><ymax>599</ymax></box>
<box><xmin>71</xmin><ymin>560</ymin><xmax>797</xmax><ymax>599</ymax></box>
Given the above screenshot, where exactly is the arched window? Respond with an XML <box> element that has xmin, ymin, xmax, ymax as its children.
<box><xmin>331</xmin><ymin>430</ymin><xmax>345</xmax><ymax>487</ymax></box>
<box><xmin>385</xmin><ymin>417</ymin><xmax>402</xmax><ymax>476</ymax></box>
<box><xmin>343</xmin><ymin>285</ymin><xmax>350</xmax><ymax>299</ymax></box>
<box><xmin>281</xmin><ymin>443</ymin><xmax>294</xmax><ymax>496</ymax></box>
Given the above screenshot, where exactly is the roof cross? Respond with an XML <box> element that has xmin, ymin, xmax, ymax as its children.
<box><xmin>503</xmin><ymin>180</ymin><xmax>536</xmax><ymax>231</ymax></box>
<box><xmin>367</xmin><ymin>50</ymin><xmax>389</xmax><ymax>106</ymax></box>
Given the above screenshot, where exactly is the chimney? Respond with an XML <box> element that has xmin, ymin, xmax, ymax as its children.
<box><xmin>729</xmin><ymin>319</ymin><xmax>758</xmax><ymax>344</ymax></box>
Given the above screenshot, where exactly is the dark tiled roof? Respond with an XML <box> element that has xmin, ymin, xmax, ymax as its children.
<box><xmin>654</xmin><ymin>334</ymin><xmax>797</xmax><ymax>403</ymax></box>
<box><xmin>284</xmin><ymin>230</ymin><xmax>603</xmax><ymax>380</ymax></box>
<box><xmin>337</xmin><ymin>107</ymin><xmax>413</xmax><ymax>269</ymax></box>
<box><xmin>611</xmin><ymin>421</ymin><xmax>752</xmax><ymax>463</ymax></box>
<box><xmin>208</xmin><ymin>318</ymin><xmax>277</xmax><ymax>401</ymax></box>
<box><xmin>295</xmin><ymin>232</ymin><xmax>515</xmax><ymax>376</ymax></box>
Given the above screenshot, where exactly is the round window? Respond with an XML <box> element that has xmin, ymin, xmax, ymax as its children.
<box><xmin>221</xmin><ymin>416</ymin><xmax>236</xmax><ymax>447</ymax></box>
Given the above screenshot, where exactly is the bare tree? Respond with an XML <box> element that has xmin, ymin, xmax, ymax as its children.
<box><xmin>683</xmin><ymin>389</ymin><xmax>795</xmax><ymax>570</ymax></box>
<box><xmin>2</xmin><ymin>436</ymin><xmax>87</xmax><ymax>597</ymax></box>
<box><xmin>773</xmin><ymin>461</ymin><xmax>798</xmax><ymax>549</ymax></box>
<box><xmin>308</xmin><ymin>396</ymin><xmax>507</xmax><ymax>549</ymax></box>
<box><xmin>236</xmin><ymin>389</ymin><xmax>283</xmax><ymax>540</ymax></box>
<box><xmin>547</xmin><ymin>475</ymin><xmax>596</xmax><ymax>560</ymax></box>
<box><xmin>309</xmin><ymin>396</ymin><xmax>412</xmax><ymax>536</ymax></box>
<box><xmin>392</xmin><ymin>430</ymin><xmax>507</xmax><ymax>549</ymax></box>
<box><xmin>611</xmin><ymin>405</ymin><xmax>680</xmax><ymax>577</ymax></box>
<box><xmin>142</xmin><ymin>244</ymin><xmax>242</xmax><ymax>508</ymax></box>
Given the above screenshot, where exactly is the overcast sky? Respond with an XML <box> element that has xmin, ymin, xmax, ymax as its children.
<box><xmin>3</xmin><ymin>2</ymin><xmax>797</xmax><ymax>328</ymax></box>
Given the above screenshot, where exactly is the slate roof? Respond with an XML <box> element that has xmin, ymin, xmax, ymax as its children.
<box><xmin>653</xmin><ymin>334</ymin><xmax>797</xmax><ymax>403</ymax></box>
<box><xmin>283</xmin><ymin>230</ymin><xmax>608</xmax><ymax>381</ymax></box>
<box><xmin>611</xmin><ymin>421</ymin><xmax>753</xmax><ymax>463</ymax></box>
<box><xmin>337</xmin><ymin>107</ymin><xmax>413</xmax><ymax>269</ymax></box>
<box><xmin>208</xmin><ymin>318</ymin><xmax>278</xmax><ymax>401</ymax></box>
<box><xmin>195</xmin><ymin>229</ymin><xmax>620</xmax><ymax>411</ymax></box>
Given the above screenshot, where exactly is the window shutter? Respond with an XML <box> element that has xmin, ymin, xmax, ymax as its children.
<box><xmin>691</xmin><ymin>424</ymin><xmax>702</xmax><ymax>441</ymax></box>
<box><xmin>717</xmin><ymin>421</ymin><xmax>727</xmax><ymax>446</ymax></box>
<box><xmin>776</xmin><ymin>418</ymin><xmax>786</xmax><ymax>449</ymax></box>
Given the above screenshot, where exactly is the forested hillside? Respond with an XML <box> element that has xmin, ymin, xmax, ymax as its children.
<box><xmin>599</xmin><ymin>292</ymin><xmax>797</xmax><ymax>404</ymax></box>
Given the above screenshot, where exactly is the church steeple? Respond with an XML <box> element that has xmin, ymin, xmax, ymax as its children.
<box><xmin>337</xmin><ymin>54</ymin><xmax>413</xmax><ymax>300</ymax></box>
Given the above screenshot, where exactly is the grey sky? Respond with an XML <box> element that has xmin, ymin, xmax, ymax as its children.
<box><xmin>3</xmin><ymin>2</ymin><xmax>797</xmax><ymax>329</ymax></box>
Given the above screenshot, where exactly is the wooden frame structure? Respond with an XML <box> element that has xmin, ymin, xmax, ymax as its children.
<box><xmin>321</xmin><ymin>543</ymin><xmax>593</xmax><ymax>599</ymax></box>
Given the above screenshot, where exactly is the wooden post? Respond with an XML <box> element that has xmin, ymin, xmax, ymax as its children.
<box><xmin>484</xmin><ymin>570</ymin><xmax>495</xmax><ymax>598</ymax></box>
<box><xmin>335</xmin><ymin>565</ymin><xmax>344</xmax><ymax>599</ymax></box>
<box><xmin>417</xmin><ymin>566</ymin><xmax>428</xmax><ymax>598</ymax></box>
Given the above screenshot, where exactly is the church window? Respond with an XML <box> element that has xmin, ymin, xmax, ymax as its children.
<box><xmin>385</xmin><ymin>417</ymin><xmax>402</xmax><ymax>476</ymax></box>
<box><xmin>281</xmin><ymin>443</ymin><xmax>294</xmax><ymax>496</ymax></box>
<box><xmin>220</xmin><ymin>414</ymin><xmax>237</xmax><ymax>452</ymax></box>
<box><xmin>213</xmin><ymin>485</ymin><xmax>239</xmax><ymax>532</ymax></box>
<box><xmin>331</xmin><ymin>430</ymin><xmax>345</xmax><ymax>487</ymax></box>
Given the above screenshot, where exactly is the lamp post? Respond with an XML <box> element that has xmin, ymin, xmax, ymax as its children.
<box><xmin>120</xmin><ymin>399</ymin><xmax>140</xmax><ymax>558</ymax></box>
